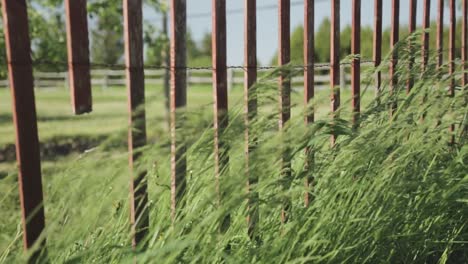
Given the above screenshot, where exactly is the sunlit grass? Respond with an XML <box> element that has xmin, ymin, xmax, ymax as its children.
<box><xmin>0</xmin><ymin>36</ymin><xmax>467</xmax><ymax>263</ymax></box>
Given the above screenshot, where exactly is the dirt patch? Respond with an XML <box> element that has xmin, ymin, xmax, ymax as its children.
<box><xmin>0</xmin><ymin>134</ymin><xmax>127</xmax><ymax>162</ymax></box>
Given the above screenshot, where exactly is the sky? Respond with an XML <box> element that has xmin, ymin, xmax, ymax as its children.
<box><xmin>145</xmin><ymin>0</ymin><xmax>460</xmax><ymax>66</ymax></box>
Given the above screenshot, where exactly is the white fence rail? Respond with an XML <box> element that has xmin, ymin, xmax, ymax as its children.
<box><xmin>0</xmin><ymin>65</ymin><xmax>373</xmax><ymax>91</ymax></box>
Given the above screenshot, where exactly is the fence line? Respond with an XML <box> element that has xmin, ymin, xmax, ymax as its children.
<box><xmin>0</xmin><ymin>64</ymin><xmax>371</xmax><ymax>91</ymax></box>
<box><xmin>1</xmin><ymin>0</ymin><xmax>466</xmax><ymax>259</ymax></box>
<box><xmin>1</xmin><ymin>1</ymin><xmax>45</xmax><ymax>262</ymax></box>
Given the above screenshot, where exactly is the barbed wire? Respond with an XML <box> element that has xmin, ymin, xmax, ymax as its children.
<box><xmin>25</xmin><ymin>59</ymin><xmax>376</xmax><ymax>72</ymax></box>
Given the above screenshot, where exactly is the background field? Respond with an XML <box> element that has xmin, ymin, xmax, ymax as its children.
<box><xmin>2</xmin><ymin>59</ymin><xmax>465</xmax><ymax>263</ymax></box>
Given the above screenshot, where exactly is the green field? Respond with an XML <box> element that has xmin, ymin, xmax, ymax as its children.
<box><xmin>0</xmin><ymin>81</ymin><xmax>375</xmax><ymax>142</ymax></box>
<box><xmin>0</xmin><ymin>59</ymin><xmax>467</xmax><ymax>263</ymax></box>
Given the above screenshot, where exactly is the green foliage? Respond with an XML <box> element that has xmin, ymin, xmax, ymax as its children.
<box><xmin>1</xmin><ymin>33</ymin><xmax>467</xmax><ymax>263</ymax></box>
<box><xmin>271</xmin><ymin>16</ymin><xmax>465</xmax><ymax>66</ymax></box>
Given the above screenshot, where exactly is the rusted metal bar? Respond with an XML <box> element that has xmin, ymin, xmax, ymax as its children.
<box><xmin>279</xmin><ymin>0</ymin><xmax>291</xmax><ymax>224</ymax></box>
<box><xmin>330</xmin><ymin>0</ymin><xmax>340</xmax><ymax>144</ymax></box>
<box><xmin>449</xmin><ymin>0</ymin><xmax>456</xmax><ymax>144</ymax></box>
<box><xmin>463</xmin><ymin>0</ymin><xmax>468</xmax><ymax>134</ymax></box>
<box><xmin>374</xmin><ymin>0</ymin><xmax>382</xmax><ymax>97</ymax></box>
<box><xmin>390</xmin><ymin>0</ymin><xmax>400</xmax><ymax>113</ymax></box>
<box><xmin>1</xmin><ymin>0</ymin><xmax>46</xmax><ymax>260</ymax></box>
<box><xmin>212</xmin><ymin>0</ymin><xmax>230</xmax><ymax>232</ymax></box>
<box><xmin>463</xmin><ymin>0</ymin><xmax>468</xmax><ymax>87</ymax></box>
<box><xmin>123</xmin><ymin>0</ymin><xmax>148</xmax><ymax>248</ymax></box>
<box><xmin>304</xmin><ymin>0</ymin><xmax>314</xmax><ymax>208</ymax></box>
<box><xmin>407</xmin><ymin>0</ymin><xmax>417</xmax><ymax>93</ymax></box>
<box><xmin>437</xmin><ymin>0</ymin><xmax>444</xmax><ymax>68</ymax></box>
<box><xmin>170</xmin><ymin>0</ymin><xmax>187</xmax><ymax>222</ymax></box>
<box><xmin>352</xmin><ymin>0</ymin><xmax>361</xmax><ymax>124</ymax></box>
<box><xmin>449</xmin><ymin>0</ymin><xmax>456</xmax><ymax>98</ymax></box>
<box><xmin>244</xmin><ymin>0</ymin><xmax>258</xmax><ymax>238</ymax></box>
<box><xmin>422</xmin><ymin>0</ymin><xmax>431</xmax><ymax>70</ymax></box>
<box><xmin>65</xmin><ymin>0</ymin><xmax>92</xmax><ymax>115</ymax></box>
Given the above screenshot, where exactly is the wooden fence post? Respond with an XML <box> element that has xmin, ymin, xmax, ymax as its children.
<box><xmin>65</xmin><ymin>0</ymin><xmax>92</xmax><ymax>115</ymax></box>
<box><xmin>374</xmin><ymin>0</ymin><xmax>382</xmax><ymax>98</ymax></box>
<box><xmin>1</xmin><ymin>0</ymin><xmax>46</xmax><ymax>261</ymax></box>
<box><xmin>304</xmin><ymin>0</ymin><xmax>314</xmax><ymax>208</ymax></box>
<box><xmin>331</xmin><ymin>0</ymin><xmax>340</xmax><ymax>145</ymax></box>
<box><xmin>352</xmin><ymin>0</ymin><xmax>361</xmax><ymax>125</ymax></box>
<box><xmin>244</xmin><ymin>0</ymin><xmax>258</xmax><ymax>238</ymax></box>
<box><xmin>279</xmin><ymin>0</ymin><xmax>291</xmax><ymax>224</ymax></box>
<box><xmin>170</xmin><ymin>0</ymin><xmax>187</xmax><ymax>222</ymax></box>
<box><xmin>123</xmin><ymin>0</ymin><xmax>149</xmax><ymax>248</ymax></box>
<box><xmin>212</xmin><ymin>0</ymin><xmax>230</xmax><ymax>232</ymax></box>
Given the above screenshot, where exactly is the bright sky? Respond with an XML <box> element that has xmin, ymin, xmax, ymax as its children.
<box><xmin>145</xmin><ymin>0</ymin><xmax>461</xmax><ymax>66</ymax></box>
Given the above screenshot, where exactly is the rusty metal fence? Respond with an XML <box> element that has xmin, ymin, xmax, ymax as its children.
<box><xmin>1</xmin><ymin>0</ymin><xmax>466</xmax><ymax>259</ymax></box>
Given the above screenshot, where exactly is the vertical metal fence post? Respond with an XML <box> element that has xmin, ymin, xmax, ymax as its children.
<box><xmin>422</xmin><ymin>0</ymin><xmax>431</xmax><ymax>70</ymax></box>
<box><xmin>304</xmin><ymin>0</ymin><xmax>314</xmax><ymax>208</ymax></box>
<box><xmin>449</xmin><ymin>0</ymin><xmax>456</xmax><ymax>144</ymax></box>
<box><xmin>463</xmin><ymin>0</ymin><xmax>468</xmax><ymax>134</ymax></box>
<box><xmin>170</xmin><ymin>0</ymin><xmax>187</xmax><ymax>222</ymax></box>
<box><xmin>407</xmin><ymin>0</ymin><xmax>417</xmax><ymax>93</ymax></box>
<box><xmin>462</xmin><ymin>0</ymin><xmax>468</xmax><ymax>87</ymax></box>
<box><xmin>123</xmin><ymin>0</ymin><xmax>149</xmax><ymax>248</ymax></box>
<box><xmin>65</xmin><ymin>0</ymin><xmax>92</xmax><ymax>115</ymax></box>
<box><xmin>1</xmin><ymin>0</ymin><xmax>46</xmax><ymax>260</ymax></box>
<box><xmin>390</xmin><ymin>0</ymin><xmax>400</xmax><ymax>114</ymax></box>
<box><xmin>279</xmin><ymin>0</ymin><xmax>291</xmax><ymax>224</ymax></box>
<box><xmin>437</xmin><ymin>0</ymin><xmax>444</xmax><ymax>69</ymax></box>
<box><xmin>212</xmin><ymin>0</ymin><xmax>230</xmax><ymax>232</ymax></box>
<box><xmin>163</xmin><ymin>4</ymin><xmax>171</xmax><ymax>127</ymax></box>
<box><xmin>244</xmin><ymin>0</ymin><xmax>258</xmax><ymax>238</ymax></box>
<box><xmin>374</xmin><ymin>0</ymin><xmax>382</xmax><ymax>98</ymax></box>
<box><xmin>331</xmin><ymin>0</ymin><xmax>340</xmax><ymax>144</ymax></box>
<box><xmin>352</xmin><ymin>0</ymin><xmax>361</xmax><ymax>125</ymax></box>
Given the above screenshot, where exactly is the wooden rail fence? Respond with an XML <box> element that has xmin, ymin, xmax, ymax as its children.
<box><xmin>1</xmin><ymin>0</ymin><xmax>466</xmax><ymax>260</ymax></box>
<box><xmin>0</xmin><ymin>66</ymin><xmax>362</xmax><ymax>91</ymax></box>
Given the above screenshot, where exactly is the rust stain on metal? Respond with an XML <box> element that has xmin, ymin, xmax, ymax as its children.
<box><xmin>123</xmin><ymin>0</ymin><xmax>149</xmax><ymax>248</ymax></box>
<box><xmin>170</xmin><ymin>0</ymin><xmax>187</xmax><ymax>222</ymax></box>
<box><xmin>1</xmin><ymin>0</ymin><xmax>46</xmax><ymax>259</ymax></box>
<box><xmin>65</xmin><ymin>0</ymin><xmax>92</xmax><ymax>115</ymax></box>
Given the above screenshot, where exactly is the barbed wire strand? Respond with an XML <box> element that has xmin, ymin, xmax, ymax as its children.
<box><xmin>24</xmin><ymin>60</ymin><xmax>376</xmax><ymax>72</ymax></box>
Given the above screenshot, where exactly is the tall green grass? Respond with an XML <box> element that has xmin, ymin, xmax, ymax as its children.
<box><xmin>1</xmin><ymin>33</ymin><xmax>467</xmax><ymax>263</ymax></box>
